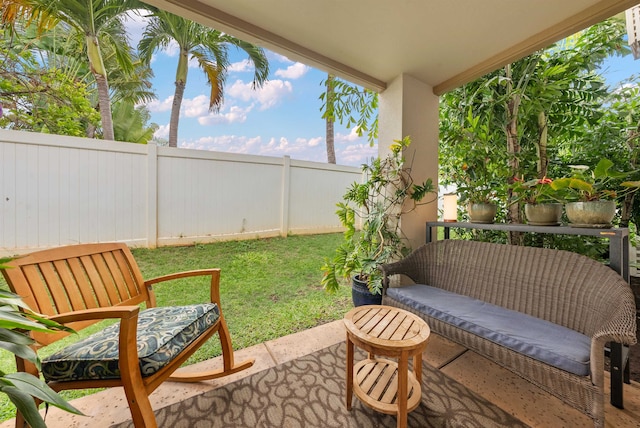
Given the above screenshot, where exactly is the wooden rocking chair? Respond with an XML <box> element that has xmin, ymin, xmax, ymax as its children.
<box><xmin>1</xmin><ymin>242</ymin><xmax>254</xmax><ymax>428</ymax></box>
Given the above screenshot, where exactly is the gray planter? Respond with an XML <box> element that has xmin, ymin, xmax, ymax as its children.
<box><xmin>524</xmin><ymin>203</ymin><xmax>562</xmax><ymax>226</ymax></box>
<box><xmin>467</xmin><ymin>203</ymin><xmax>497</xmax><ymax>224</ymax></box>
<box><xmin>565</xmin><ymin>201</ymin><xmax>616</xmax><ymax>227</ymax></box>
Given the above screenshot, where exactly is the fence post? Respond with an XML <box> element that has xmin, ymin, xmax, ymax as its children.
<box><xmin>147</xmin><ymin>143</ymin><xmax>158</xmax><ymax>248</ymax></box>
<box><xmin>280</xmin><ymin>155</ymin><xmax>291</xmax><ymax>237</ymax></box>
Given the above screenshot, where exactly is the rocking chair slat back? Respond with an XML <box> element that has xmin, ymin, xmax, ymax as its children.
<box><xmin>2</xmin><ymin>243</ymin><xmax>150</xmax><ymax>346</ymax></box>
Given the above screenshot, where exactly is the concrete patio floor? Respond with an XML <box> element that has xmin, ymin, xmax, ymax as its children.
<box><xmin>2</xmin><ymin>320</ymin><xmax>639</xmax><ymax>427</ymax></box>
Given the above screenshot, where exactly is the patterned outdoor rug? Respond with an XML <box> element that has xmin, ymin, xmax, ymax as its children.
<box><xmin>113</xmin><ymin>342</ymin><xmax>529</xmax><ymax>428</ymax></box>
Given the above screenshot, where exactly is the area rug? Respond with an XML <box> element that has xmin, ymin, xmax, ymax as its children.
<box><xmin>113</xmin><ymin>343</ymin><xmax>529</xmax><ymax>428</ymax></box>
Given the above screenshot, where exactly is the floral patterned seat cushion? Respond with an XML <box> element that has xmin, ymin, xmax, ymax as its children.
<box><xmin>42</xmin><ymin>304</ymin><xmax>220</xmax><ymax>382</ymax></box>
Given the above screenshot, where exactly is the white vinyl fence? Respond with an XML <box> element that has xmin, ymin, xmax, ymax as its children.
<box><xmin>0</xmin><ymin>130</ymin><xmax>361</xmax><ymax>256</ymax></box>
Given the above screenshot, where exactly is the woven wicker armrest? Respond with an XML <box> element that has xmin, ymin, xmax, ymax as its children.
<box><xmin>590</xmin><ymin>300</ymin><xmax>637</xmax><ymax>382</ymax></box>
<box><xmin>380</xmin><ymin>244</ymin><xmax>432</xmax><ymax>295</ymax></box>
<box><xmin>591</xmin><ymin>307</ymin><xmax>637</xmax><ymax>347</ymax></box>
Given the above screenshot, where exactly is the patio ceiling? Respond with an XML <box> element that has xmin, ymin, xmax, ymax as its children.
<box><xmin>144</xmin><ymin>0</ymin><xmax>637</xmax><ymax>94</ymax></box>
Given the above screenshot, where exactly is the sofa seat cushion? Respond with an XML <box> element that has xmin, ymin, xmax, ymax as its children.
<box><xmin>387</xmin><ymin>285</ymin><xmax>590</xmax><ymax>376</ymax></box>
<box><xmin>42</xmin><ymin>304</ymin><xmax>220</xmax><ymax>382</ymax></box>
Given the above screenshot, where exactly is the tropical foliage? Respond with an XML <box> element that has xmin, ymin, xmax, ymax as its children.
<box><xmin>1</xmin><ymin>0</ymin><xmax>144</xmax><ymax>141</ymax></box>
<box><xmin>2</xmin><ymin>1</ymin><xmax>269</xmax><ymax>146</ymax></box>
<box><xmin>320</xmin><ymin>76</ymin><xmax>379</xmax><ymax>148</ymax></box>
<box><xmin>510</xmin><ymin>177</ymin><xmax>564</xmax><ymax>205</ymax></box>
<box><xmin>0</xmin><ymin>258</ymin><xmax>80</xmax><ymax>428</ymax></box>
<box><xmin>321</xmin><ymin>137</ymin><xmax>436</xmax><ymax>295</ymax></box>
<box><xmin>0</xmin><ymin>1</ymin><xmax>159</xmax><ymax>141</ymax></box>
<box><xmin>552</xmin><ymin>159</ymin><xmax>640</xmax><ymax>202</ymax></box>
<box><xmin>439</xmin><ymin>18</ymin><xmax>637</xmax><ymax>229</ymax></box>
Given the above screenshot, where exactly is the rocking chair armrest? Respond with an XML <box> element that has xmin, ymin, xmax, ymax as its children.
<box><xmin>144</xmin><ymin>269</ymin><xmax>222</xmax><ymax>305</ymax></box>
<box><xmin>47</xmin><ymin>306</ymin><xmax>141</xmax><ymax>325</ymax></box>
<box><xmin>48</xmin><ymin>306</ymin><xmax>143</xmax><ymax>384</ymax></box>
<box><xmin>144</xmin><ymin>269</ymin><xmax>221</xmax><ymax>286</ymax></box>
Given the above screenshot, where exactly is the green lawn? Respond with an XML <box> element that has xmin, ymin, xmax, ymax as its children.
<box><xmin>0</xmin><ymin>233</ymin><xmax>353</xmax><ymax>422</ymax></box>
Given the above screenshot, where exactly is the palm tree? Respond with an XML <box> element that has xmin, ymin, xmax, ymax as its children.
<box><xmin>1</xmin><ymin>0</ymin><xmax>141</xmax><ymax>141</ymax></box>
<box><xmin>325</xmin><ymin>74</ymin><xmax>336</xmax><ymax>164</ymax></box>
<box><xmin>112</xmin><ymin>101</ymin><xmax>158</xmax><ymax>144</ymax></box>
<box><xmin>138</xmin><ymin>9</ymin><xmax>269</xmax><ymax>147</ymax></box>
<box><xmin>18</xmin><ymin>17</ymin><xmax>155</xmax><ymax>138</ymax></box>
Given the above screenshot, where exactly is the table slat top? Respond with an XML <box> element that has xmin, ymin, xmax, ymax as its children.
<box><xmin>344</xmin><ymin>305</ymin><xmax>430</xmax><ymax>351</ymax></box>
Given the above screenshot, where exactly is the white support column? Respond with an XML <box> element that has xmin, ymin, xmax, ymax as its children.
<box><xmin>146</xmin><ymin>143</ymin><xmax>158</xmax><ymax>248</ymax></box>
<box><xmin>378</xmin><ymin>74</ymin><xmax>439</xmax><ymax>249</ymax></box>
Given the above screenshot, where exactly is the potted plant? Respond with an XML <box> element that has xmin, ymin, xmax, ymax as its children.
<box><xmin>457</xmin><ymin>159</ymin><xmax>502</xmax><ymax>224</ymax></box>
<box><xmin>460</xmin><ymin>188</ymin><xmax>498</xmax><ymax>223</ymax></box>
<box><xmin>0</xmin><ymin>258</ymin><xmax>82</xmax><ymax>428</ymax></box>
<box><xmin>511</xmin><ymin>176</ymin><xmax>565</xmax><ymax>225</ymax></box>
<box><xmin>321</xmin><ymin>137</ymin><xmax>437</xmax><ymax>305</ymax></box>
<box><xmin>552</xmin><ymin>159</ymin><xmax>640</xmax><ymax>226</ymax></box>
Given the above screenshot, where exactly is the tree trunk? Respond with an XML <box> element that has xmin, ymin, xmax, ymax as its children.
<box><xmin>169</xmin><ymin>49</ymin><xmax>189</xmax><ymax>148</ymax></box>
<box><xmin>505</xmin><ymin>65</ymin><xmax>522</xmax><ymax>244</ymax></box>
<box><xmin>325</xmin><ymin>74</ymin><xmax>336</xmax><ymax>164</ymax></box>
<box><xmin>620</xmin><ymin>193</ymin><xmax>635</xmax><ymax>228</ymax></box>
<box><xmin>86</xmin><ymin>122</ymin><xmax>96</xmax><ymax>138</ymax></box>
<box><xmin>86</xmin><ymin>34</ymin><xmax>114</xmax><ymax>141</ymax></box>
<box><xmin>536</xmin><ymin>110</ymin><xmax>548</xmax><ymax>178</ymax></box>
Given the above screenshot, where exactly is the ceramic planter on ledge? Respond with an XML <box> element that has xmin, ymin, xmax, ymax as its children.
<box><xmin>565</xmin><ymin>200</ymin><xmax>616</xmax><ymax>228</ymax></box>
<box><xmin>524</xmin><ymin>203</ymin><xmax>562</xmax><ymax>226</ymax></box>
<box><xmin>467</xmin><ymin>203</ymin><xmax>497</xmax><ymax>224</ymax></box>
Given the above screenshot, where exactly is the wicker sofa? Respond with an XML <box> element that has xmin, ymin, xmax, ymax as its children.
<box><xmin>380</xmin><ymin>239</ymin><xmax>637</xmax><ymax>427</ymax></box>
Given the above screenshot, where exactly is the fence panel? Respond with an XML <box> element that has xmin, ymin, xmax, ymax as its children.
<box><xmin>0</xmin><ymin>131</ymin><xmax>359</xmax><ymax>255</ymax></box>
<box><xmin>288</xmin><ymin>160</ymin><xmax>360</xmax><ymax>235</ymax></box>
<box><xmin>156</xmin><ymin>149</ymin><xmax>285</xmax><ymax>246</ymax></box>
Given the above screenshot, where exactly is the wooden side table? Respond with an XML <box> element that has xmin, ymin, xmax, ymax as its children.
<box><xmin>344</xmin><ymin>305</ymin><xmax>430</xmax><ymax>428</ymax></box>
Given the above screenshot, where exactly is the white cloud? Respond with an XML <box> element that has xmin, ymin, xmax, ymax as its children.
<box><xmin>337</xmin><ymin>143</ymin><xmax>377</xmax><ymax>166</ymax></box>
<box><xmin>198</xmin><ymin>104</ymin><xmax>255</xmax><ymax>125</ymax></box>
<box><xmin>227</xmin><ymin>79</ymin><xmax>293</xmax><ymax>110</ymax></box>
<box><xmin>175</xmin><ymin>129</ymin><xmax>373</xmax><ymax>166</ymax></box>
<box><xmin>157</xmin><ymin>40</ymin><xmax>179</xmax><ymax>57</ymax></box>
<box><xmin>122</xmin><ymin>10</ymin><xmax>150</xmax><ymax>48</ymax></box>
<box><xmin>254</xmin><ymin>136</ymin><xmax>324</xmax><ymax>159</ymax></box>
<box><xmin>153</xmin><ymin>124</ymin><xmax>170</xmax><ymax>139</ymax></box>
<box><xmin>188</xmin><ymin>55</ymin><xmax>200</xmax><ymax>69</ymax></box>
<box><xmin>171</xmin><ymin>93</ymin><xmax>256</xmax><ymax>125</ymax></box>
<box><xmin>331</xmin><ymin>126</ymin><xmax>376</xmax><ymax>165</ymax></box>
<box><xmin>182</xmin><ymin>95</ymin><xmax>210</xmax><ymax>118</ymax></box>
<box><xmin>275</xmin><ymin>63</ymin><xmax>309</xmax><ymax>79</ymax></box>
<box><xmin>181</xmin><ymin>135</ymin><xmax>263</xmax><ymax>153</ymax></box>
<box><xmin>335</xmin><ymin>126</ymin><xmax>364</xmax><ymax>144</ymax></box>
<box><xmin>146</xmin><ymin>96</ymin><xmax>173</xmax><ymax>113</ymax></box>
<box><xmin>267</xmin><ymin>51</ymin><xmax>293</xmax><ymax>64</ymax></box>
<box><xmin>229</xmin><ymin>59</ymin><xmax>253</xmax><ymax>72</ymax></box>
<box><xmin>296</xmin><ymin>137</ymin><xmax>323</xmax><ymax>147</ymax></box>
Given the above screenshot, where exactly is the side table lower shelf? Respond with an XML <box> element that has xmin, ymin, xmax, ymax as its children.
<box><xmin>353</xmin><ymin>358</ymin><xmax>422</xmax><ymax>415</ymax></box>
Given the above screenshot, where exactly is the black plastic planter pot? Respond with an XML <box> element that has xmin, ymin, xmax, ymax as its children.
<box><xmin>351</xmin><ymin>275</ymin><xmax>382</xmax><ymax>307</ymax></box>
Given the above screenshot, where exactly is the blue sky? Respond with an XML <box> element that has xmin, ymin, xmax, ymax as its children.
<box><xmin>125</xmin><ymin>13</ymin><xmax>375</xmax><ymax>167</ymax></box>
<box><xmin>125</xmin><ymin>14</ymin><xmax>638</xmax><ymax>168</ymax></box>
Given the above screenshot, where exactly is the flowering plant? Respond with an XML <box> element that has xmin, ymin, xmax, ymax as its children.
<box><xmin>511</xmin><ymin>176</ymin><xmax>564</xmax><ymax>205</ymax></box>
<box><xmin>552</xmin><ymin>159</ymin><xmax>640</xmax><ymax>202</ymax></box>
